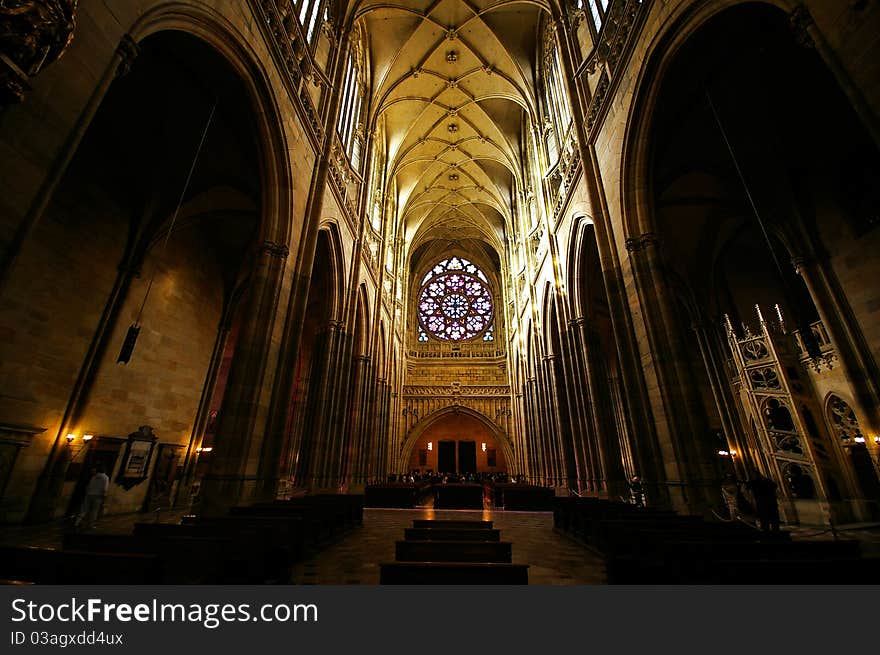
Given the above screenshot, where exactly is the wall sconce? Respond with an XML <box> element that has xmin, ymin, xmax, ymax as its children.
<box><xmin>873</xmin><ymin>436</ymin><xmax>880</xmax><ymax>445</ymax></box>
<box><xmin>854</xmin><ymin>436</ymin><xmax>866</xmax><ymax>444</ymax></box>
<box><xmin>66</xmin><ymin>432</ymin><xmax>93</xmax><ymax>458</ymax></box>
<box><xmin>717</xmin><ymin>450</ymin><xmax>730</xmax><ymax>456</ymax></box>
<box><xmin>427</xmin><ymin>441</ymin><xmax>432</xmax><ymax>451</ymax></box>
<box><xmin>196</xmin><ymin>446</ymin><xmax>213</xmax><ymax>453</ymax></box>
<box><xmin>481</xmin><ymin>442</ymin><xmax>487</xmax><ymax>452</ymax></box>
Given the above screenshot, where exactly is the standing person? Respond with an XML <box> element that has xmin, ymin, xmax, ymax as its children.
<box><xmin>721</xmin><ymin>473</ymin><xmax>740</xmax><ymax>520</ymax></box>
<box><xmin>629</xmin><ymin>475</ymin><xmax>645</xmax><ymax>507</ymax></box>
<box><xmin>79</xmin><ymin>465</ymin><xmax>109</xmax><ymax>530</ymax></box>
<box><xmin>748</xmin><ymin>473</ymin><xmax>780</xmax><ymax>532</ymax></box>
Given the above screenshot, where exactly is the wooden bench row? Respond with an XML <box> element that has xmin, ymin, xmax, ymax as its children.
<box><xmin>493</xmin><ymin>484</ymin><xmax>555</xmax><ymax>511</ymax></box>
<box><xmin>0</xmin><ymin>546</ymin><xmax>163</xmax><ymax>584</ymax></box>
<box><xmin>0</xmin><ymin>494</ymin><xmax>363</xmax><ymax>585</ymax></box>
<box><xmin>554</xmin><ymin>497</ymin><xmax>877</xmax><ymax>584</ymax></box>
<box><xmin>364</xmin><ymin>484</ymin><xmax>432</xmax><ymax>508</ymax></box>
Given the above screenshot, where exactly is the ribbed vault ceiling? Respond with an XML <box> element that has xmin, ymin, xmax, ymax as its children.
<box><xmin>355</xmin><ymin>0</ymin><xmax>549</xmax><ymax>257</ymax></box>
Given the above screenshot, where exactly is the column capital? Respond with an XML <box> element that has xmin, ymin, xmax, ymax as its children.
<box><xmin>260</xmin><ymin>240</ymin><xmax>290</xmax><ymax>259</ymax></box>
<box><xmin>789</xmin><ymin>4</ymin><xmax>815</xmax><ymax>49</ymax></box>
<box><xmin>625</xmin><ymin>232</ymin><xmax>662</xmax><ymax>253</ymax></box>
<box><xmin>791</xmin><ymin>255</ymin><xmax>809</xmax><ymax>274</ymax></box>
<box><xmin>115</xmin><ymin>34</ymin><xmax>140</xmax><ymax>77</ymax></box>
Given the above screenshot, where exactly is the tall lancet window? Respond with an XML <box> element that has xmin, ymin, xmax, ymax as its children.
<box><xmin>337</xmin><ymin>42</ymin><xmax>365</xmax><ymax>170</ymax></box>
<box><xmin>290</xmin><ymin>0</ymin><xmax>324</xmax><ymax>44</ymax></box>
<box><xmin>541</xmin><ymin>24</ymin><xmax>573</xmax><ymax>166</ymax></box>
<box><xmin>417</xmin><ymin>257</ymin><xmax>494</xmax><ymax>342</ymax></box>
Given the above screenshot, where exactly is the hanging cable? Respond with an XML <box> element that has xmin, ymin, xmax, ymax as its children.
<box><xmin>118</xmin><ymin>101</ymin><xmax>218</xmax><ymax>364</ymax></box>
<box><xmin>705</xmin><ymin>88</ymin><xmax>821</xmax><ymax>359</ymax></box>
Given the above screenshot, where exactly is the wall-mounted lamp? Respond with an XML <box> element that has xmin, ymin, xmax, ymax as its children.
<box><xmin>427</xmin><ymin>441</ymin><xmax>432</xmax><ymax>451</ymax></box>
<box><xmin>854</xmin><ymin>436</ymin><xmax>866</xmax><ymax>444</ymax></box>
<box><xmin>481</xmin><ymin>442</ymin><xmax>487</xmax><ymax>452</ymax></box>
<box><xmin>717</xmin><ymin>450</ymin><xmax>730</xmax><ymax>456</ymax></box>
<box><xmin>873</xmin><ymin>436</ymin><xmax>880</xmax><ymax>445</ymax></box>
<box><xmin>196</xmin><ymin>446</ymin><xmax>213</xmax><ymax>454</ymax></box>
<box><xmin>66</xmin><ymin>432</ymin><xmax>93</xmax><ymax>458</ymax></box>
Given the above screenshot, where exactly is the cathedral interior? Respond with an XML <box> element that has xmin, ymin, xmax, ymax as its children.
<box><xmin>0</xmin><ymin>0</ymin><xmax>879</xmax><ymax>584</ymax></box>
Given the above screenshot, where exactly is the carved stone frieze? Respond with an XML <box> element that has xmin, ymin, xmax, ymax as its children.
<box><xmin>403</xmin><ymin>384</ymin><xmax>511</xmax><ymax>397</ymax></box>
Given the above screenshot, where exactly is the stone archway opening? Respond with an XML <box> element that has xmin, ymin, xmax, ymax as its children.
<box><xmin>404</xmin><ymin>412</ymin><xmax>508</xmax><ymax>478</ymax></box>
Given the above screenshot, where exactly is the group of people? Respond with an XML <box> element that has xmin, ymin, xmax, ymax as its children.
<box><xmin>630</xmin><ymin>471</ymin><xmax>782</xmax><ymax>531</ymax></box>
<box><xmin>722</xmin><ymin>472</ymin><xmax>781</xmax><ymax>531</ymax></box>
<box><xmin>389</xmin><ymin>471</ymin><xmax>518</xmax><ymax>485</ymax></box>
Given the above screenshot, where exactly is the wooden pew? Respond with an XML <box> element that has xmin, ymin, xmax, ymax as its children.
<box><xmin>412</xmin><ymin>519</ymin><xmax>493</xmax><ymax>529</ymax></box>
<box><xmin>396</xmin><ymin>540</ymin><xmax>512</xmax><ymax>563</ymax></box>
<box><xmin>249</xmin><ymin>494</ymin><xmax>364</xmax><ymax>532</ymax></box>
<box><xmin>0</xmin><ymin>546</ymin><xmax>162</xmax><ymax>584</ymax></box>
<box><xmin>62</xmin><ymin>533</ymin><xmax>234</xmax><ymax>584</ymax></box>
<box><xmin>433</xmin><ymin>483</ymin><xmax>484</xmax><ymax>509</ymax></box>
<box><xmin>553</xmin><ymin>497</ymin><xmax>681</xmax><ymax>542</ymax></box>
<box><xmin>606</xmin><ymin>537</ymin><xmax>863</xmax><ymax>584</ymax></box>
<box><xmin>134</xmin><ymin>519</ymin><xmax>300</xmax><ymax>582</ymax></box>
<box><xmin>404</xmin><ymin>527</ymin><xmax>501</xmax><ymax>542</ymax></box>
<box><xmin>591</xmin><ymin>517</ymin><xmax>758</xmax><ymax>551</ymax></box>
<box><xmin>229</xmin><ymin>503</ymin><xmax>333</xmax><ymax>547</ymax></box>
<box><xmin>380</xmin><ymin>561</ymin><xmax>528</xmax><ymax>584</ymax></box>
<box><xmin>688</xmin><ymin>556</ymin><xmax>880</xmax><ymax>584</ymax></box>
<box><xmin>494</xmin><ymin>484</ymin><xmax>555</xmax><ymax>510</ymax></box>
<box><xmin>365</xmin><ymin>484</ymin><xmax>423</xmax><ymax>508</ymax></box>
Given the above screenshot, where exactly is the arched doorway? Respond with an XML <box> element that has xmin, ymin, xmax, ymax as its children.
<box><xmin>628</xmin><ymin>1</ymin><xmax>880</xmax><ymax>521</ymax></box>
<box><xmin>6</xmin><ymin>27</ymin><xmax>280</xmax><ymax>521</ymax></box>
<box><xmin>401</xmin><ymin>408</ymin><xmax>511</xmax><ymax>478</ymax></box>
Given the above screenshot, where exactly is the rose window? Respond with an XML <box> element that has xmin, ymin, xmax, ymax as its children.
<box><xmin>417</xmin><ymin>257</ymin><xmax>494</xmax><ymax>341</ymax></box>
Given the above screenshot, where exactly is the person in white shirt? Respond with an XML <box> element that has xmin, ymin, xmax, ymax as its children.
<box><xmin>79</xmin><ymin>465</ymin><xmax>109</xmax><ymax>529</ymax></box>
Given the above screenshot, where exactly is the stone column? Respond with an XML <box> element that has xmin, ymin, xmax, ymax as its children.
<box><xmin>305</xmin><ymin>320</ymin><xmax>346</xmax><ymax>490</ymax></box>
<box><xmin>522</xmin><ymin>379</ymin><xmax>542</xmax><ymax>483</ymax></box>
<box><xmin>175</xmin><ymin>317</ymin><xmax>232</xmax><ymax>505</ymax></box>
<box><xmin>198</xmin><ymin>240</ymin><xmax>288</xmax><ymax>514</ymax></box>
<box><xmin>557</xmin><ymin>323</ymin><xmax>594</xmax><ymax>493</ymax></box>
<box><xmin>793</xmin><ymin>255</ymin><xmax>880</xmax><ymax>431</ymax></box>
<box><xmin>690</xmin><ymin>318</ymin><xmax>746</xmax><ymax>465</ymax></box>
<box><xmin>574</xmin><ymin>318</ymin><xmax>628</xmax><ymax>497</ymax></box>
<box><xmin>553</xmin><ymin>11</ymin><xmax>675</xmax><ymax>510</ymax></box>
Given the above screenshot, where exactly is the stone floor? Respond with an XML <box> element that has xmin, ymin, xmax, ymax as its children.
<box><xmin>292</xmin><ymin>508</ymin><xmax>607</xmax><ymax>585</ymax></box>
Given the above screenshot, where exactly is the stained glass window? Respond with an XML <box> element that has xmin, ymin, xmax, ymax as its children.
<box><xmin>417</xmin><ymin>257</ymin><xmax>494</xmax><ymax>341</ymax></box>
